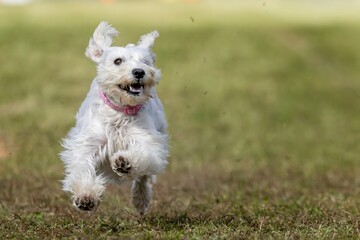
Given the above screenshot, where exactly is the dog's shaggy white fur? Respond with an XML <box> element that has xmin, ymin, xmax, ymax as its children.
<box><xmin>60</xmin><ymin>22</ymin><xmax>169</xmax><ymax>215</ymax></box>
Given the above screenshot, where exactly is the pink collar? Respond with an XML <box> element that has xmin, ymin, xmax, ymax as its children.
<box><xmin>98</xmin><ymin>91</ymin><xmax>142</xmax><ymax>116</ymax></box>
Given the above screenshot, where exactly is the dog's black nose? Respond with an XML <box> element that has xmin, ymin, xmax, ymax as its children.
<box><xmin>132</xmin><ymin>68</ymin><xmax>145</xmax><ymax>79</ymax></box>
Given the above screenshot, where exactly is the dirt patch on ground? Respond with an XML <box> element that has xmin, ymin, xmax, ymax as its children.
<box><xmin>0</xmin><ymin>138</ymin><xmax>9</xmax><ymax>159</ymax></box>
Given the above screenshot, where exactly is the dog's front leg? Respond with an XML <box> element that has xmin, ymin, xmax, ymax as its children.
<box><xmin>61</xmin><ymin>140</ymin><xmax>107</xmax><ymax>211</ymax></box>
<box><xmin>131</xmin><ymin>175</ymin><xmax>153</xmax><ymax>216</ymax></box>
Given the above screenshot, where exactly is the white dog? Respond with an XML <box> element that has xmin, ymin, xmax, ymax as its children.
<box><xmin>60</xmin><ymin>22</ymin><xmax>169</xmax><ymax>215</ymax></box>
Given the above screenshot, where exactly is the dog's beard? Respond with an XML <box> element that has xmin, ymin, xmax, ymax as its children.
<box><xmin>98</xmin><ymin>78</ymin><xmax>155</xmax><ymax>107</ymax></box>
<box><xmin>97</xmin><ymin>68</ymin><xmax>159</xmax><ymax>106</ymax></box>
<box><xmin>109</xmin><ymin>84</ymin><xmax>153</xmax><ymax>106</ymax></box>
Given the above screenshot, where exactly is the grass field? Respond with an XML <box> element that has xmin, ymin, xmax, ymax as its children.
<box><xmin>1</xmin><ymin>1</ymin><xmax>360</xmax><ymax>238</ymax></box>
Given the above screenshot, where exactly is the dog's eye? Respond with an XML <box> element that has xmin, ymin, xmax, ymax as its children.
<box><xmin>143</xmin><ymin>60</ymin><xmax>151</xmax><ymax>66</ymax></box>
<box><xmin>114</xmin><ymin>58</ymin><xmax>122</xmax><ymax>65</ymax></box>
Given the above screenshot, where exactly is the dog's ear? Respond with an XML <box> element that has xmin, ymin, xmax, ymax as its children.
<box><xmin>137</xmin><ymin>31</ymin><xmax>159</xmax><ymax>49</ymax></box>
<box><xmin>85</xmin><ymin>21</ymin><xmax>118</xmax><ymax>63</ymax></box>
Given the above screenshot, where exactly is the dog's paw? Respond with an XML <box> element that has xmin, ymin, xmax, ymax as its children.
<box><xmin>111</xmin><ymin>156</ymin><xmax>132</xmax><ymax>175</ymax></box>
<box><xmin>74</xmin><ymin>196</ymin><xmax>98</xmax><ymax>211</ymax></box>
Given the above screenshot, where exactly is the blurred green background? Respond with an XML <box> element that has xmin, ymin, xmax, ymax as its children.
<box><xmin>0</xmin><ymin>0</ymin><xmax>360</xmax><ymax>238</ymax></box>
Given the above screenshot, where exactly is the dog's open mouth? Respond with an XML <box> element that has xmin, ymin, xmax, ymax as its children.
<box><xmin>118</xmin><ymin>82</ymin><xmax>144</xmax><ymax>96</ymax></box>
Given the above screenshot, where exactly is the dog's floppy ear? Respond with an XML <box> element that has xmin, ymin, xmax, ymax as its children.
<box><xmin>137</xmin><ymin>31</ymin><xmax>159</xmax><ymax>49</ymax></box>
<box><xmin>85</xmin><ymin>21</ymin><xmax>118</xmax><ymax>63</ymax></box>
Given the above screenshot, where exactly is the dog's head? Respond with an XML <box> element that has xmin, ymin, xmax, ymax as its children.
<box><xmin>85</xmin><ymin>22</ymin><xmax>161</xmax><ymax>106</ymax></box>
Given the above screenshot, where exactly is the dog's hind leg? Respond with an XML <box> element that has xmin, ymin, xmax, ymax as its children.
<box><xmin>131</xmin><ymin>175</ymin><xmax>153</xmax><ymax>216</ymax></box>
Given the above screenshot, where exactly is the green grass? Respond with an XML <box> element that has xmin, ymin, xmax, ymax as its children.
<box><xmin>1</xmin><ymin>1</ymin><xmax>360</xmax><ymax>239</ymax></box>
